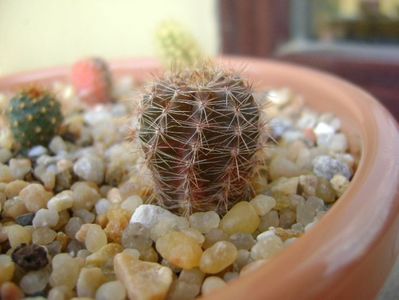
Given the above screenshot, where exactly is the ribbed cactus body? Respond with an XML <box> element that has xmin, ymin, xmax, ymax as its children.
<box><xmin>8</xmin><ymin>87</ymin><xmax>63</xmax><ymax>150</ymax></box>
<box><xmin>139</xmin><ymin>68</ymin><xmax>261</xmax><ymax>214</ymax></box>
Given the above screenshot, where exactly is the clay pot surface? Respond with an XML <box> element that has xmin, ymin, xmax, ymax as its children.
<box><xmin>1</xmin><ymin>57</ymin><xmax>399</xmax><ymax>300</ymax></box>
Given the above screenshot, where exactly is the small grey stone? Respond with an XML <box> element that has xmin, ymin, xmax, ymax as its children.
<box><xmin>45</xmin><ymin>240</ymin><xmax>62</xmax><ymax>257</ymax></box>
<box><xmin>16</xmin><ymin>213</ymin><xmax>35</xmax><ymax>226</ymax></box>
<box><xmin>312</xmin><ymin>155</ymin><xmax>351</xmax><ymax>180</ymax></box>
<box><xmin>270</xmin><ymin>117</ymin><xmax>292</xmax><ymax>138</ymax></box>
<box><xmin>28</xmin><ymin>146</ymin><xmax>48</xmax><ymax>158</ymax></box>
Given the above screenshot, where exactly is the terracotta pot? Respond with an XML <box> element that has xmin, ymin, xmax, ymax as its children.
<box><xmin>1</xmin><ymin>57</ymin><xmax>399</xmax><ymax>300</ymax></box>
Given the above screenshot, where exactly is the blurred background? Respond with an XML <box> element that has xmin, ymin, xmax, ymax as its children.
<box><xmin>1</xmin><ymin>0</ymin><xmax>398</xmax><ymax>119</ymax></box>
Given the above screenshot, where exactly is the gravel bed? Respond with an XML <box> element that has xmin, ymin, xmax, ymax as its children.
<box><xmin>0</xmin><ymin>78</ymin><xmax>358</xmax><ymax>299</ymax></box>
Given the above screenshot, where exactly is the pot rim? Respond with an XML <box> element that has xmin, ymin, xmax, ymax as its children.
<box><xmin>1</xmin><ymin>56</ymin><xmax>399</xmax><ymax>299</ymax></box>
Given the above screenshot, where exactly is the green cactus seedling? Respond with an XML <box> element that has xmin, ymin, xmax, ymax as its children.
<box><xmin>7</xmin><ymin>87</ymin><xmax>63</xmax><ymax>150</ymax></box>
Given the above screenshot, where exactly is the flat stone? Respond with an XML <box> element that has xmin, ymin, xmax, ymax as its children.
<box><xmin>114</xmin><ymin>252</ymin><xmax>173</xmax><ymax>300</ymax></box>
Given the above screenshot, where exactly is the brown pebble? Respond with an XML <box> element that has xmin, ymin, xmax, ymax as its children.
<box><xmin>0</xmin><ymin>282</ymin><xmax>24</xmax><ymax>300</ymax></box>
<box><xmin>11</xmin><ymin>243</ymin><xmax>49</xmax><ymax>271</ymax></box>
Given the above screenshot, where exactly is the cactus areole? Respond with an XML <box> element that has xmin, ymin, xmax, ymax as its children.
<box><xmin>138</xmin><ymin>67</ymin><xmax>263</xmax><ymax>214</ymax></box>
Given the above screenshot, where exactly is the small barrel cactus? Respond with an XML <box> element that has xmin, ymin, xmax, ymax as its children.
<box><xmin>71</xmin><ymin>57</ymin><xmax>113</xmax><ymax>105</ymax></box>
<box><xmin>7</xmin><ymin>87</ymin><xmax>63</xmax><ymax>150</ymax></box>
<box><xmin>137</xmin><ymin>66</ymin><xmax>263</xmax><ymax>214</ymax></box>
<box><xmin>156</xmin><ymin>21</ymin><xmax>204</xmax><ymax>69</ymax></box>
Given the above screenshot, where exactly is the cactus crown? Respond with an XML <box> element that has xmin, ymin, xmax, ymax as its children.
<box><xmin>138</xmin><ymin>66</ymin><xmax>262</xmax><ymax>215</ymax></box>
<box><xmin>156</xmin><ymin>21</ymin><xmax>204</xmax><ymax>69</ymax></box>
<box><xmin>7</xmin><ymin>87</ymin><xmax>63</xmax><ymax>150</ymax></box>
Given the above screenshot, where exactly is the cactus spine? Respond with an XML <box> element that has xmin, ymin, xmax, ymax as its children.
<box><xmin>138</xmin><ymin>66</ymin><xmax>262</xmax><ymax>214</ymax></box>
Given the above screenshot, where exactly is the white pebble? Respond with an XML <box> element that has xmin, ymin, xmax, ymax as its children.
<box><xmin>130</xmin><ymin>204</ymin><xmax>185</xmax><ymax>229</ymax></box>
<box><xmin>47</xmin><ymin>190</ymin><xmax>74</xmax><ymax>212</ymax></box>
<box><xmin>73</xmin><ymin>155</ymin><xmax>104</xmax><ymax>184</ymax></box>
<box><xmin>201</xmin><ymin>276</ymin><xmax>226</xmax><ymax>295</ymax></box>
<box><xmin>329</xmin><ymin>133</ymin><xmax>348</xmax><ymax>152</ymax></box>
<box><xmin>256</xmin><ymin>230</ymin><xmax>277</xmax><ymax>242</ymax></box>
<box><xmin>95</xmin><ymin>198</ymin><xmax>111</xmax><ymax>215</ymax></box>
<box><xmin>312</xmin><ymin>155</ymin><xmax>351</xmax><ymax>180</ymax></box>
<box><xmin>32</xmin><ymin>208</ymin><xmax>59</xmax><ymax>228</ymax></box>
<box><xmin>96</xmin><ymin>280</ymin><xmax>126</xmax><ymax>300</ymax></box>
<box><xmin>28</xmin><ymin>145</ymin><xmax>48</xmax><ymax>158</ymax></box>
<box><xmin>250</xmin><ymin>235</ymin><xmax>283</xmax><ymax>261</ymax></box>
<box><xmin>49</xmin><ymin>136</ymin><xmax>67</xmax><ymax>154</ymax></box>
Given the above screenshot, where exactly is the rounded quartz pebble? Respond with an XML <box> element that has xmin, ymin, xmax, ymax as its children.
<box><xmin>95</xmin><ymin>198</ymin><xmax>111</xmax><ymax>215</ymax></box>
<box><xmin>201</xmin><ymin>276</ymin><xmax>226</xmax><ymax>295</ymax></box>
<box><xmin>2</xmin><ymin>197</ymin><xmax>29</xmax><ymax>219</ymax></box>
<box><xmin>9</xmin><ymin>158</ymin><xmax>31</xmax><ymax>179</ymax></box>
<box><xmin>47</xmin><ymin>190</ymin><xmax>74</xmax><ymax>212</ymax></box>
<box><xmin>121</xmin><ymin>223</ymin><xmax>152</xmax><ymax>253</ymax></box>
<box><xmin>49</xmin><ymin>253</ymin><xmax>81</xmax><ymax>289</ymax></box>
<box><xmin>5</xmin><ymin>180</ymin><xmax>29</xmax><ymax>198</ymax></box>
<box><xmin>4</xmin><ymin>224</ymin><xmax>31</xmax><ymax>248</ymax></box>
<box><xmin>250</xmin><ymin>233</ymin><xmax>283</xmax><ymax>261</ymax></box>
<box><xmin>95</xmin><ymin>280</ymin><xmax>126</xmax><ymax>300</ymax></box>
<box><xmin>19</xmin><ymin>268</ymin><xmax>49</xmax><ymax>295</ymax></box>
<box><xmin>200</xmin><ymin>241</ymin><xmax>237</xmax><ymax>274</ymax></box>
<box><xmin>0</xmin><ymin>148</ymin><xmax>12</xmax><ymax>163</ymax></box>
<box><xmin>65</xmin><ymin>217</ymin><xmax>84</xmax><ymax>238</ymax></box>
<box><xmin>249</xmin><ymin>195</ymin><xmax>276</xmax><ymax>216</ymax></box>
<box><xmin>32</xmin><ymin>227</ymin><xmax>57</xmax><ymax>245</ymax></box>
<box><xmin>85</xmin><ymin>224</ymin><xmax>107</xmax><ymax>253</ymax></box>
<box><xmin>189</xmin><ymin>211</ymin><xmax>220</xmax><ymax>233</ymax></box>
<box><xmin>76</xmin><ymin>267</ymin><xmax>106</xmax><ymax>298</ymax></box>
<box><xmin>32</xmin><ymin>208</ymin><xmax>59</xmax><ymax>228</ymax></box>
<box><xmin>120</xmin><ymin>195</ymin><xmax>143</xmax><ymax>213</ymax></box>
<box><xmin>73</xmin><ymin>208</ymin><xmax>95</xmax><ymax>223</ymax></box>
<box><xmin>48</xmin><ymin>286</ymin><xmax>74</xmax><ymax>300</ymax></box>
<box><xmin>19</xmin><ymin>183</ymin><xmax>53</xmax><ymax>212</ymax></box>
<box><xmin>330</xmin><ymin>174</ymin><xmax>350</xmax><ymax>197</ymax></box>
<box><xmin>220</xmin><ymin>201</ymin><xmax>260</xmax><ymax>235</ymax></box>
<box><xmin>71</xmin><ymin>181</ymin><xmax>101</xmax><ymax>210</ymax></box>
<box><xmin>73</xmin><ymin>155</ymin><xmax>105</xmax><ymax>184</ymax></box>
<box><xmin>156</xmin><ymin>231</ymin><xmax>203</xmax><ymax>269</ymax></box>
<box><xmin>0</xmin><ymin>164</ymin><xmax>13</xmax><ymax>183</ymax></box>
<box><xmin>0</xmin><ymin>254</ymin><xmax>15</xmax><ymax>284</ymax></box>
